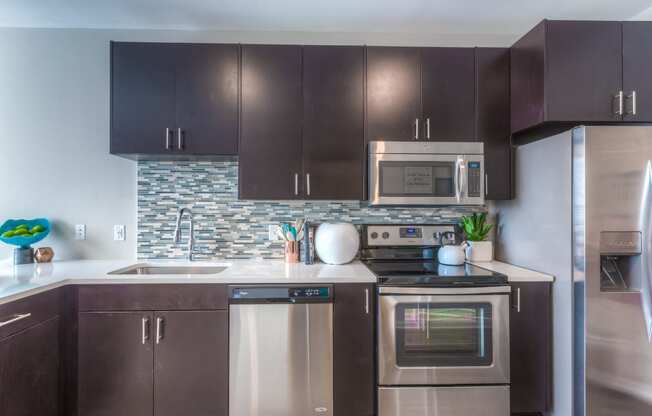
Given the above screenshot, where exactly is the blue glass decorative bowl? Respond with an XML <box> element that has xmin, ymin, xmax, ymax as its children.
<box><xmin>0</xmin><ymin>218</ymin><xmax>51</xmax><ymax>249</ymax></box>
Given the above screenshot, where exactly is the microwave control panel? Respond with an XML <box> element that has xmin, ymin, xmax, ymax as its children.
<box><xmin>467</xmin><ymin>161</ymin><xmax>482</xmax><ymax>197</ymax></box>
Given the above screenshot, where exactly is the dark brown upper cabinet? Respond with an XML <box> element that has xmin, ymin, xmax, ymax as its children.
<box><xmin>510</xmin><ymin>20</ymin><xmax>641</xmax><ymax>138</ymax></box>
<box><xmin>366</xmin><ymin>47</ymin><xmax>477</xmax><ymax>142</ymax></box>
<box><xmin>622</xmin><ymin>22</ymin><xmax>652</xmax><ymax>122</ymax></box>
<box><xmin>240</xmin><ymin>45</ymin><xmax>365</xmax><ymax>200</ymax></box>
<box><xmin>366</xmin><ymin>47</ymin><xmax>422</xmax><ymax>141</ymax></box>
<box><xmin>422</xmin><ymin>48</ymin><xmax>477</xmax><ymax>140</ymax></box>
<box><xmin>476</xmin><ymin>48</ymin><xmax>512</xmax><ymax>200</ymax></box>
<box><xmin>110</xmin><ymin>42</ymin><xmax>239</xmax><ymax>159</ymax></box>
<box><xmin>302</xmin><ymin>45</ymin><xmax>365</xmax><ymax>200</ymax></box>
<box><xmin>239</xmin><ymin>45</ymin><xmax>303</xmax><ymax>200</ymax></box>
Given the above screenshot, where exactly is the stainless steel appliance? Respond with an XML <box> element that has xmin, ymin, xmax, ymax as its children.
<box><xmin>228</xmin><ymin>286</ymin><xmax>333</xmax><ymax>416</ymax></box>
<box><xmin>361</xmin><ymin>224</ymin><xmax>510</xmax><ymax>416</ymax></box>
<box><xmin>493</xmin><ymin>126</ymin><xmax>652</xmax><ymax>416</ymax></box>
<box><xmin>368</xmin><ymin>141</ymin><xmax>485</xmax><ymax>206</ymax></box>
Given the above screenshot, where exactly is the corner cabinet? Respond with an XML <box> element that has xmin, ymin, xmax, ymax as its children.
<box><xmin>510</xmin><ymin>282</ymin><xmax>553</xmax><ymax>415</ymax></box>
<box><xmin>239</xmin><ymin>45</ymin><xmax>365</xmax><ymax>200</ymax></box>
<box><xmin>511</xmin><ymin>20</ymin><xmax>652</xmax><ymax>139</ymax></box>
<box><xmin>110</xmin><ymin>42</ymin><xmax>239</xmax><ymax>158</ymax></box>
<box><xmin>76</xmin><ymin>285</ymin><xmax>228</xmax><ymax>416</ymax></box>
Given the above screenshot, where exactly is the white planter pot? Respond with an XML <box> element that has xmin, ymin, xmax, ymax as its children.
<box><xmin>465</xmin><ymin>241</ymin><xmax>494</xmax><ymax>262</ymax></box>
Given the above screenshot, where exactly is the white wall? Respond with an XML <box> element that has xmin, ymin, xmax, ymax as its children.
<box><xmin>0</xmin><ymin>27</ymin><xmax>514</xmax><ymax>261</ymax></box>
<box><xmin>492</xmin><ymin>131</ymin><xmax>574</xmax><ymax>416</ymax></box>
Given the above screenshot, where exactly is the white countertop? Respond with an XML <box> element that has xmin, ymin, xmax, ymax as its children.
<box><xmin>0</xmin><ymin>259</ymin><xmax>377</xmax><ymax>305</ymax></box>
<box><xmin>470</xmin><ymin>260</ymin><xmax>555</xmax><ymax>283</ymax></box>
<box><xmin>0</xmin><ymin>258</ymin><xmax>553</xmax><ymax>306</ymax></box>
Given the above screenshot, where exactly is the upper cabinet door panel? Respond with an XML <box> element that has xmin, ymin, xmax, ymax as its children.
<box><xmin>366</xmin><ymin>47</ymin><xmax>421</xmax><ymax>141</ymax></box>
<box><xmin>240</xmin><ymin>45</ymin><xmax>303</xmax><ymax>199</ymax></box>
<box><xmin>421</xmin><ymin>48</ymin><xmax>476</xmax><ymax>140</ymax></box>
<box><xmin>545</xmin><ymin>20</ymin><xmax>623</xmax><ymax>123</ymax></box>
<box><xmin>303</xmin><ymin>46</ymin><xmax>364</xmax><ymax>200</ymax></box>
<box><xmin>623</xmin><ymin>22</ymin><xmax>652</xmax><ymax>122</ymax></box>
<box><xmin>175</xmin><ymin>44</ymin><xmax>239</xmax><ymax>155</ymax></box>
<box><xmin>111</xmin><ymin>42</ymin><xmax>177</xmax><ymax>154</ymax></box>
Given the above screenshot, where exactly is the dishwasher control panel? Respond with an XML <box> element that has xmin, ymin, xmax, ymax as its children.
<box><xmin>229</xmin><ymin>286</ymin><xmax>332</xmax><ymax>303</ymax></box>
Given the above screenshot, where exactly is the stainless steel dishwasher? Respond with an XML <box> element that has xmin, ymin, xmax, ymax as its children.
<box><xmin>229</xmin><ymin>285</ymin><xmax>333</xmax><ymax>416</ymax></box>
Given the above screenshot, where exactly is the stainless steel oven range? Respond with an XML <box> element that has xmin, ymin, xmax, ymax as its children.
<box><xmin>361</xmin><ymin>224</ymin><xmax>510</xmax><ymax>416</ymax></box>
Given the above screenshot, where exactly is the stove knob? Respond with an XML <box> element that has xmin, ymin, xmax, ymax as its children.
<box><xmin>382</xmin><ymin>232</ymin><xmax>390</xmax><ymax>239</ymax></box>
<box><xmin>370</xmin><ymin>232</ymin><xmax>378</xmax><ymax>239</ymax></box>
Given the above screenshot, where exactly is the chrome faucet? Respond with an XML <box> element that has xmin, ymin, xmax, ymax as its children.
<box><xmin>174</xmin><ymin>207</ymin><xmax>195</xmax><ymax>261</ymax></box>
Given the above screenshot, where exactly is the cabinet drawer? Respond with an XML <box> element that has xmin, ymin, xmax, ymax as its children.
<box><xmin>77</xmin><ymin>284</ymin><xmax>228</xmax><ymax>311</ymax></box>
<box><xmin>0</xmin><ymin>289</ymin><xmax>60</xmax><ymax>340</ymax></box>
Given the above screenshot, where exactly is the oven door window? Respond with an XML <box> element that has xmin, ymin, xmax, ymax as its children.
<box><xmin>379</xmin><ymin>161</ymin><xmax>454</xmax><ymax>197</ymax></box>
<box><xmin>395</xmin><ymin>302</ymin><xmax>493</xmax><ymax>367</ymax></box>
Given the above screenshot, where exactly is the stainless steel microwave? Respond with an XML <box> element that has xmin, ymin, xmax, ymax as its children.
<box><xmin>368</xmin><ymin>141</ymin><xmax>485</xmax><ymax>206</ymax></box>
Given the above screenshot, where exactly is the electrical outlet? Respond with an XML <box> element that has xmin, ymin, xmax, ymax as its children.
<box><xmin>75</xmin><ymin>224</ymin><xmax>86</xmax><ymax>240</ymax></box>
<box><xmin>114</xmin><ymin>225</ymin><xmax>126</xmax><ymax>241</ymax></box>
<box><xmin>268</xmin><ymin>225</ymin><xmax>279</xmax><ymax>241</ymax></box>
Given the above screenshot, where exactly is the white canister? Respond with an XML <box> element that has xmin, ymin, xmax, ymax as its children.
<box><xmin>465</xmin><ymin>241</ymin><xmax>494</xmax><ymax>262</ymax></box>
<box><xmin>314</xmin><ymin>223</ymin><xmax>360</xmax><ymax>265</ymax></box>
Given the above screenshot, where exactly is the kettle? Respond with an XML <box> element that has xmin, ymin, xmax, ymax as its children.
<box><xmin>437</xmin><ymin>239</ymin><xmax>468</xmax><ymax>266</ymax></box>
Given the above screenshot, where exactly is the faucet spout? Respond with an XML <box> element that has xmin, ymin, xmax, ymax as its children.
<box><xmin>173</xmin><ymin>207</ymin><xmax>194</xmax><ymax>261</ymax></box>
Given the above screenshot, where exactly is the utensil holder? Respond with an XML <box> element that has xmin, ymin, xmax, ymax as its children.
<box><xmin>285</xmin><ymin>241</ymin><xmax>299</xmax><ymax>263</ymax></box>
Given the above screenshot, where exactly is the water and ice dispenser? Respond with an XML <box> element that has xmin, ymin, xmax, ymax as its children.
<box><xmin>600</xmin><ymin>231</ymin><xmax>643</xmax><ymax>291</ymax></box>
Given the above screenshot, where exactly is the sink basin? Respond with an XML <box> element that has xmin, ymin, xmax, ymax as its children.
<box><xmin>108</xmin><ymin>264</ymin><xmax>228</xmax><ymax>275</ymax></box>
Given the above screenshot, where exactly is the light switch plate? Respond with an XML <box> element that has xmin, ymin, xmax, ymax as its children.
<box><xmin>114</xmin><ymin>225</ymin><xmax>126</xmax><ymax>241</ymax></box>
<box><xmin>268</xmin><ymin>225</ymin><xmax>278</xmax><ymax>241</ymax></box>
<box><xmin>75</xmin><ymin>224</ymin><xmax>86</xmax><ymax>240</ymax></box>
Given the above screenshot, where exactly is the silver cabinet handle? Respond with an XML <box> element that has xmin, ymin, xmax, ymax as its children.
<box><xmin>515</xmin><ymin>287</ymin><xmax>521</xmax><ymax>313</ymax></box>
<box><xmin>414</xmin><ymin>118</ymin><xmax>420</xmax><ymax>140</ymax></box>
<box><xmin>306</xmin><ymin>173</ymin><xmax>311</xmax><ymax>196</ymax></box>
<box><xmin>627</xmin><ymin>90</ymin><xmax>637</xmax><ymax>116</ymax></box>
<box><xmin>0</xmin><ymin>313</ymin><xmax>31</xmax><ymax>328</ymax></box>
<box><xmin>165</xmin><ymin>128</ymin><xmax>172</xmax><ymax>150</ymax></box>
<box><xmin>614</xmin><ymin>91</ymin><xmax>624</xmax><ymax>116</ymax></box>
<box><xmin>294</xmin><ymin>173</ymin><xmax>299</xmax><ymax>196</ymax></box>
<box><xmin>485</xmin><ymin>173</ymin><xmax>489</xmax><ymax>197</ymax></box>
<box><xmin>142</xmin><ymin>317</ymin><xmax>150</xmax><ymax>344</ymax></box>
<box><xmin>364</xmin><ymin>288</ymin><xmax>370</xmax><ymax>315</ymax></box>
<box><xmin>156</xmin><ymin>317</ymin><xmax>164</xmax><ymax>344</ymax></box>
<box><xmin>426</xmin><ymin>118</ymin><xmax>431</xmax><ymax>140</ymax></box>
<box><xmin>177</xmin><ymin>128</ymin><xmax>183</xmax><ymax>150</ymax></box>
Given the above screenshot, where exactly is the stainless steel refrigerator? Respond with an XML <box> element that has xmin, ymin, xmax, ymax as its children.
<box><xmin>493</xmin><ymin>125</ymin><xmax>652</xmax><ymax>416</ymax></box>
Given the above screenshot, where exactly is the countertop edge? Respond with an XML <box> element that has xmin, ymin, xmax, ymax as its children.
<box><xmin>470</xmin><ymin>260</ymin><xmax>555</xmax><ymax>283</ymax></box>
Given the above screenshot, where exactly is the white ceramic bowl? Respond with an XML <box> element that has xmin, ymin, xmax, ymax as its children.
<box><xmin>314</xmin><ymin>223</ymin><xmax>360</xmax><ymax>265</ymax></box>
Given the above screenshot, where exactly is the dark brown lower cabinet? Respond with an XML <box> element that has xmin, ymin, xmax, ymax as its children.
<box><xmin>333</xmin><ymin>284</ymin><xmax>375</xmax><ymax>416</ymax></box>
<box><xmin>77</xmin><ymin>305</ymin><xmax>228</xmax><ymax>416</ymax></box>
<box><xmin>78</xmin><ymin>312</ymin><xmax>154</xmax><ymax>416</ymax></box>
<box><xmin>510</xmin><ymin>282</ymin><xmax>552</xmax><ymax>415</ymax></box>
<box><xmin>0</xmin><ymin>317</ymin><xmax>60</xmax><ymax>416</ymax></box>
<box><xmin>154</xmin><ymin>311</ymin><xmax>228</xmax><ymax>416</ymax></box>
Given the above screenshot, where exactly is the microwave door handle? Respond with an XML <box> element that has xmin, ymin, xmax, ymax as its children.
<box><xmin>455</xmin><ymin>157</ymin><xmax>463</xmax><ymax>202</ymax></box>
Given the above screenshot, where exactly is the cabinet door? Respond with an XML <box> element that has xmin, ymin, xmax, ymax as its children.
<box><xmin>78</xmin><ymin>312</ymin><xmax>154</xmax><ymax>416</ymax></box>
<box><xmin>303</xmin><ymin>46</ymin><xmax>364</xmax><ymax>200</ymax></box>
<box><xmin>0</xmin><ymin>317</ymin><xmax>59</xmax><ymax>416</ymax></box>
<box><xmin>111</xmin><ymin>42</ymin><xmax>177</xmax><ymax>155</ymax></box>
<box><xmin>333</xmin><ymin>284</ymin><xmax>375</xmax><ymax>416</ymax></box>
<box><xmin>623</xmin><ymin>22</ymin><xmax>652</xmax><ymax>122</ymax></box>
<box><xmin>240</xmin><ymin>45</ymin><xmax>303</xmax><ymax>199</ymax></box>
<box><xmin>366</xmin><ymin>47</ymin><xmax>421</xmax><ymax>141</ymax></box>
<box><xmin>175</xmin><ymin>44</ymin><xmax>239</xmax><ymax>155</ymax></box>
<box><xmin>154</xmin><ymin>311</ymin><xmax>228</xmax><ymax>416</ymax></box>
<box><xmin>421</xmin><ymin>47</ymin><xmax>476</xmax><ymax>140</ymax></box>
<box><xmin>510</xmin><ymin>283</ymin><xmax>552</xmax><ymax>414</ymax></box>
<box><xmin>546</xmin><ymin>21</ymin><xmax>623</xmax><ymax>122</ymax></box>
<box><xmin>476</xmin><ymin>48</ymin><xmax>512</xmax><ymax>200</ymax></box>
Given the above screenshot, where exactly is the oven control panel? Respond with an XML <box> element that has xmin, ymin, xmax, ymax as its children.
<box><xmin>365</xmin><ymin>225</ymin><xmax>456</xmax><ymax>246</ymax></box>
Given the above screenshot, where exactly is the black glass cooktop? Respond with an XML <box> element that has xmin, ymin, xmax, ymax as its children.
<box><xmin>364</xmin><ymin>260</ymin><xmax>508</xmax><ymax>287</ymax></box>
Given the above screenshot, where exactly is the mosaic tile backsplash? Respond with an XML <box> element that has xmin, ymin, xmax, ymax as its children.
<box><xmin>138</xmin><ymin>161</ymin><xmax>484</xmax><ymax>259</ymax></box>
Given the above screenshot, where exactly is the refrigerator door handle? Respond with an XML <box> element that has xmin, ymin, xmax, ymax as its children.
<box><xmin>638</xmin><ymin>161</ymin><xmax>652</xmax><ymax>342</ymax></box>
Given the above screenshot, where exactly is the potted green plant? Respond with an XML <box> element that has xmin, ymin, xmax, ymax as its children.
<box><xmin>459</xmin><ymin>213</ymin><xmax>494</xmax><ymax>262</ymax></box>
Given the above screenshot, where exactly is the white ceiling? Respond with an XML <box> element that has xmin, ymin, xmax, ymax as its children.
<box><xmin>1</xmin><ymin>0</ymin><xmax>652</xmax><ymax>35</ymax></box>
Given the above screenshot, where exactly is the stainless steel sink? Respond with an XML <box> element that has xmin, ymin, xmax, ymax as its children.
<box><xmin>108</xmin><ymin>264</ymin><xmax>228</xmax><ymax>275</ymax></box>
